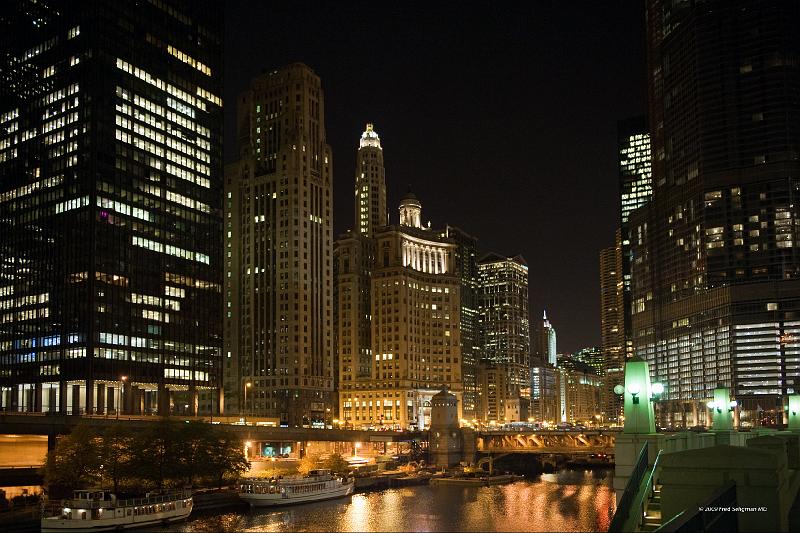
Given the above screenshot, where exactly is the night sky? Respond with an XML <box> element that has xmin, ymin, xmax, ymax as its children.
<box><xmin>224</xmin><ymin>2</ymin><xmax>647</xmax><ymax>353</ymax></box>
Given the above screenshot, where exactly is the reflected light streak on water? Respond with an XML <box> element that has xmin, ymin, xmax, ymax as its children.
<box><xmin>173</xmin><ymin>468</ymin><xmax>615</xmax><ymax>532</ymax></box>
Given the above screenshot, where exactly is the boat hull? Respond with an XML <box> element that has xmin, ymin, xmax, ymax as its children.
<box><xmin>41</xmin><ymin>499</ymin><xmax>192</xmax><ymax>531</ymax></box>
<box><xmin>240</xmin><ymin>482</ymin><xmax>354</xmax><ymax>507</ymax></box>
<box><xmin>42</xmin><ymin>512</ymin><xmax>190</xmax><ymax>532</ymax></box>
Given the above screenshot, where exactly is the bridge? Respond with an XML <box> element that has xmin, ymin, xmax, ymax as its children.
<box><xmin>476</xmin><ymin>429</ymin><xmax>617</xmax><ymax>455</ymax></box>
<box><xmin>0</xmin><ymin>412</ymin><xmax>424</xmax><ymax>445</ymax></box>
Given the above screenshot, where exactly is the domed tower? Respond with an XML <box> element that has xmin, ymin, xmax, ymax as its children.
<box><xmin>429</xmin><ymin>389</ymin><xmax>463</xmax><ymax>467</ymax></box>
<box><xmin>354</xmin><ymin>123</ymin><xmax>387</xmax><ymax>237</ymax></box>
<box><xmin>398</xmin><ymin>187</ymin><xmax>422</xmax><ymax>229</ymax></box>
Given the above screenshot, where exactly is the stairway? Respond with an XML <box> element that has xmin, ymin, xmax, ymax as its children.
<box><xmin>640</xmin><ymin>483</ymin><xmax>663</xmax><ymax>532</ymax></box>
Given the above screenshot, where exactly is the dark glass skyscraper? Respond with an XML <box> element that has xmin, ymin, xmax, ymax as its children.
<box><xmin>0</xmin><ymin>0</ymin><xmax>223</xmax><ymax>415</ymax></box>
<box><xmin>633</xmin><ymin>0</ymin><xmax>800</xmax><ymax>425</ymax></box>
<box><xmin>618</xmin><ymin>115</ymin><xmax>652</xmax><ymax>360</ymax></box>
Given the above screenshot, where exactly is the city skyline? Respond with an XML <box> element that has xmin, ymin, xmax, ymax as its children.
<box><xmin>224</xmin><ymin>2</ymin><xmax>648</xmax><ymax>353</ymax></box>
<box><xmin>3</xmin><ymin>3</ymin><xmax>800</xmax><ymax>532</ymax></box>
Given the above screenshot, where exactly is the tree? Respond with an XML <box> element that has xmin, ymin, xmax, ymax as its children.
<box><xmin>43</xmin><ymin>425</ymin><xmax>103</xmax><ymax>498</ymax></box>
<box><xmin>98</xmin><ymin>425</ymin><xmax>134</xmax><ymax>494</ymax></box>
<box><xmin>130</xmin><ymin>421</ymin><xmax>181</xmax><ymax>489</ymax></box>
<box><xmin>323</xmin><ymin>453</ymin><xmax>350</xmax><ymax>474</ymax></box>
<box><xmin>297</xmin><ymin>453</ymin><xmax>320</xmax><ymax>475</ymax></box>
<box><xmin>203</xmin><ymin>426</ymin><xmax>250</xmax><ymax>489</ymax></box>
<box><xmin>176</xmin><ymin>422</ymin><xmax>209</xmax><ymax>487</ymax></box>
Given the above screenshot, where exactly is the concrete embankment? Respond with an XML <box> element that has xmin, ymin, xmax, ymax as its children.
<box><xmin>192</xmin><ymin>489</ymin><xmax>248</xmax><ymax>512</ymax></box>
<box><xmin>354</xmin><ymin>472</ymin><xmax>432</xmax><ymax>492</ymax></box>
<box><xmin>0</xmin><ymin>507</ymin><xmax>39</xmax><ymax>533</ymax></box>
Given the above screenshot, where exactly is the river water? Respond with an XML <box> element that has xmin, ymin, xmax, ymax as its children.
<box><xmin>172</xmin><ymin>468</ymin><xmax>615</xmax><ymax>532</ymax></box>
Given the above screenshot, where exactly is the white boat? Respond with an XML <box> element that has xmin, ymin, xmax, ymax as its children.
<box><xmin>41</xmin><ymin>489</ymin><xmax>193</xmax><ymax>531</ymax></box>
<box><xmin>239</xmin><ymin>469</ymin><xmax>354</xmax><ymax>507</ymax></box>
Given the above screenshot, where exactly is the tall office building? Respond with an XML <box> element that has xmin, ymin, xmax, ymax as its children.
<box><xmin>439</xmin><ymin>225</ymin><xmax>479</xmax><ymax>420</ymax></box>
<box><xmin>618</xmin><ymin>116</ymin><xmax>652</xmax><ymax>360</ymax></box>
<box><xmin>530</xmin><ymin>364</ymin><xmax>559</xmax><ymax>424</ymax></box>
<box><xmin>533</xmin><ymin>310</ymin><xmax>557</xmax><ymax>367</ymax></box>
<box><xmin>224</xmin><ymin>63</ymin><xmax>333</xmax><ymax>427</ymax></box>
<box><xmin>572</xmin><ymin>346</ymin><xmax>605</xmax><ymax>377</ymax></box>
<box><xmin>337</xmin><ymin>191</ymin><xmax>462</xmax><ymax>429</ymax></box>
<box><xmin>334</xmin><ymin>124</ymin><xmax>385</xmax><ymax>416</ymax></box>
<box><xmin>354</xmin><ymin>124</ymin><xmax>386</xmax><ymax>237</ymax></box>
<box><xmin>477</xmin><ymin>254</ymin><xmax>530</xmax><ymax>408</ymax></box>
<box><xmin>632</xmin><ymin>0</ymin><xmax>800</xmax><ymax>425</ymax></box>
<box><xmin>0</xmin><ymin>0</ymin><xmax>223</xmax><ymax>415</ymax></box>
<box><xmin>599</xmin><ymin>231</ymin><xmax>625</xmax><ymax>423</ymax></box>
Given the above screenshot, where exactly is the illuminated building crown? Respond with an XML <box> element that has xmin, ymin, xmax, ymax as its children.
<box><xmin>359</xmin><ymin>122</ymin><xmax>382</xmax><ymax>150</ymax></box>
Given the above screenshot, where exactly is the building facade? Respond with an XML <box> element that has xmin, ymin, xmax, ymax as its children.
<box><xmin>572</xmin><ymin>346</ymin><xmax>605</xmax><ymax>377</ymax></box>
<box><xmin>533</xmin><ymin>310</ymin><xmax>557</xmax><ymax>367</ymax></box>
<box><xmin>477</xmin><ymin>361</ymin><xmax>528</xmax><ymax>424</ymax></box>
<box><xmin>559</xmin><ymin>362</ymin><xmax>603</xmax><ymax>425</ymax></box>
<box><xmin>632</xmin><ymin>0</ymin><xmax>800</xmax><ymax>426</ymax></box>
<box><xmin>599</xmin><ymin>231</ymin><xmax>626</xmax><ymax>423</ymax></box>
<box><xmin>0</xmin><ymin>0</ymin><xmax>223</xmax><ymax>415</ymax></box>
<box><xmin>618</xmin><ymin>117</ymin><xmax>653</xmax><ymax>363</ymax></box>
<box><xmin>439</xmin><ymin>225</ymin><xmax>479</xmax><ymax>420</ymax></box>
<box><xmin>224</xmin><ymin>63</ymin><xmax>333</xmax><ymax>426</ymax></box>
<box><xmin>477</xmin><ymin>254</ymin><xmax>530</xmax><ymax>407</ymax></box>
<box><xmin>354</xmin><ymin>123</ymin><xmax>386</xmax><ymax>237</ymax></box>
<box><xmin>337</xmin><ymin>191</ymin><xmax>462</xmax><ymax>429</ymax></box>
<box><xmin>530</xmin><ymin>364</ymin><xmax>560</xmax><ymax>424</ymax></box>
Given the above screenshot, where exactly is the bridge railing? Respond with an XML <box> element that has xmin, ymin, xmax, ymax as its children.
<box><xmin>608</xmin><ymin>442</ymin><xmax>650</xmax><ymax>532</ymax></box>
<box><xmin>655</xmin><ymin>480</ymin><xmax>737</xmax><ymax>533</ymax></box>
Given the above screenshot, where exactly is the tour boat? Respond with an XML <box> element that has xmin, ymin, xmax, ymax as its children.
<box><xmin>239</xmin><ymin>469</ymin><xmax>354</xmax><ymax>507</ymax></box>
<box><xmin>41</xmin><ymin>489</ymin><xmax>193</xmax><ymax>531</ymax></box>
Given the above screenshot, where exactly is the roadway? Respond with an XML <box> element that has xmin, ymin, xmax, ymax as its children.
<box><xmin>0</xmin><ymin>412</ymin><xmax>426</xmax><ymax>444</ymax></box>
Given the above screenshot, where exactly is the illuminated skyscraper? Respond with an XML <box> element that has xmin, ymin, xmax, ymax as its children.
<box><xmin>225</xmin><ymin>63</ymin><xmax>333</xmax><ymax>426</ymax></box>
<box><xmin>633</xmin><ymin>0</ymin><xmax>800</xmax><ymax>426</ymax></box>
<box><xmin>337</xmin><ymin>192</ymin><xmax>462</xmax><ymax>429</ymax></box>
<box><xmin>354</xmin><ymin>124</ymin><xmax>387</xmax><ymax>237</ymax></box>
<box><xmin>0</xmin><ymin>0</ymin><xmax>223</xmax><ymax>415</ymax></box>
<box><xmin>599</xmin><ymin>230</ymin><xmax>625</xmax><ymax>423</ymax></box>
<box><xmin>477</xmin><ymin>254</ymin><xmax>530</xmax><ymax>407</ymax></box>
<box><xmin>533</xmin><ymin>310</ymin><xmax>557</xmax><ymax>367</ymax></box>
<box><xmin>618</xmin><ymin>116</ymin><xmax>652</xmax><ymax>360</ymax></box>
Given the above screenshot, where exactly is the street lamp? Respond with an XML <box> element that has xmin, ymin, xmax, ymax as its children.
<box><xmin>117</xmin><ymin>376</ymin><xmax>127</xmax><ymax>420</ymax></box>
<box><xmin>243</xmin><ymin>381</ymin><xmax>252</xmax><ymax>422</ymax></box>
<box><xmin>627</xmin><ymin>383</ymin><xmax>641</xmax><ymax>404</ymax></box>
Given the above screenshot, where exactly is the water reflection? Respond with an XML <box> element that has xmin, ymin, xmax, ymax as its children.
<box><xmin>174</xmin><ymin>468</ymin><xmax>615</xmax><ymax>532</ymax></box>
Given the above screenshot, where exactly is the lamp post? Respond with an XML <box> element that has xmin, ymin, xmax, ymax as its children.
<box><xmin>117</xmin><ymin>376</ymin><xmax>127</xmax><ymax>420</ymax></box>
<box><xmin>243</xmin><ymin>381</ymin><xmax>252</xmax><ymax>422</ymax></box>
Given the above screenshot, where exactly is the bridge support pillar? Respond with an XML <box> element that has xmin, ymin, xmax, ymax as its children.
<box><xmin>96</xmin><ymin>383</ymin><xmax>105</xmax><ymax>415</ymax></box>
<box><xmin>33</xmin><ymin>383</ymin><xmax>42</xmax><ymax>413</ymax></box>
<box><xmin>71</xmin><ymin>384</ymin><xmax>81</xmax><ymax>415</ymax></box>
<box><xmin>122</xmin><ymin>380</ymin><xmax>133</xmax><ymax>415</ymax></box>
<box><xmin>86</xmin><ymin>378</ymin><xmax>94</xmax><ymax>415</ymax></box>
<box><xmin>59</xmin><ymin>381</ymin><xmax>67</xmax><ymax>414</ymax></box>
<box><xmin>789</xmin><ymin>395</ymin><xmax>800</xmax><ymax>431</ymax></box>
<box><xmin>157</xmin><ymin>384</ymin><xmax>171</xmax><ymax>416</ymax></box>
<box><xmin>191</xmin><ymin>388</ymin><xmax>199</xmax><ymax>417</ymax></box>
<box><xmin>613</xmin><ymin>432</ymin><xmax>664</xmax><ymax>505</ymax></box>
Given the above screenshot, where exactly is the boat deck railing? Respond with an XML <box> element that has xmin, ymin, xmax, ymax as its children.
<box><xmin>44</xmin><ymin>490</ymin><xmax>191</xmax><ymax>514</ymax></box>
